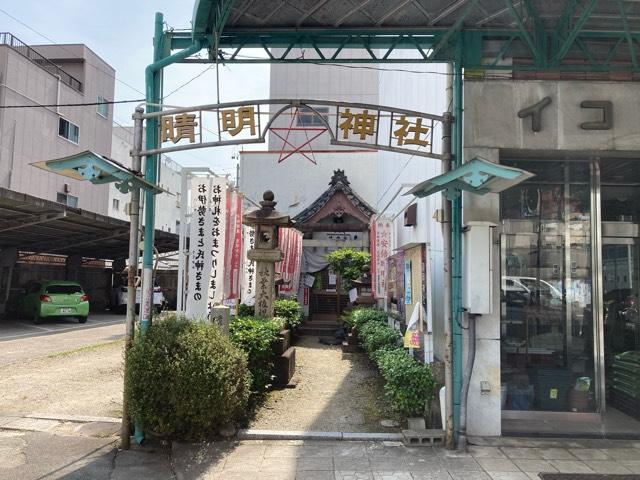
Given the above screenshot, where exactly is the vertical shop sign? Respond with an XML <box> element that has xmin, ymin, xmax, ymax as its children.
<box><xmin>404</xmin><ymin>259</ymin><xmax>412</xmax><ymax>305</ymax></box>
<box><xmin>241</xmin><ymin>226</ymin><xmax>256</xmax><ymax>305</ymax></box>
<box><xmin>207</xmin><ymin>178</ymin><xmax>227</xmax><ymax>308</ymax></box>
<box><xmin>371</xmin><ymin>216</ymin><xmax>392</xmax><ymax>299</ymax></box>
<box><xmin>185</xmin><ymin>177</ymin><xmax>213</xmax><ymax>318</ymax></box>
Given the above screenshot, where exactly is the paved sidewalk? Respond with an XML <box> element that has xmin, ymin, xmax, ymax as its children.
<box><xmin>2</xmin><ymin>430</ymin><xmax>640</xmax><ymax>480</ymax></box>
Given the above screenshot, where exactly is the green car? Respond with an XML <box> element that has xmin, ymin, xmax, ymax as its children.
<box><xmin>18</xmin><ymin>281</ymin><xmax>90</xmax><ymax>324</ymax></box>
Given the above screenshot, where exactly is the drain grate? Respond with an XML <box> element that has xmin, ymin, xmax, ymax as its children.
<box><xmin>540</xmin><ymin>475</ymin><xmax>640</xmax><ymax>480</ymax></box>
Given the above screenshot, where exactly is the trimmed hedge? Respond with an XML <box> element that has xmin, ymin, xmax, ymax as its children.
<box><xmin>237</xmin><ymin>304</ymin><xmax>255</xmax><ymax>317</ymax></box>
<box><xmin>124</xmin><ymin>314</ymin><xmax>250</xmax><ymax>440</ymax></box>
<box><xmin>376</xmin><ymin>347</ymin><xmax>436</xmax><ymax>417</ymax></box>
<box><xmin>345</xmin><ymin>307</ymin><xmax>387</xmax><ymax>330</ymax></box>
<box><xmin>229</xmin><ymin>316</ymin><xmax>281</xmax><ymax>393</ymax></box>
<box><xmin>273</xmin><ymin>299</ymin><xmax>303</xmax><ymax>330</ymax></box>
<box><xmin>358</xmin><ymin>321</ymin><xmax>401</xmax><ymax>356</ymax></box>
<box><xmin>349</xmin><ymin>307</ymin><xmax>436</xmax><ymax>418</ymax></box>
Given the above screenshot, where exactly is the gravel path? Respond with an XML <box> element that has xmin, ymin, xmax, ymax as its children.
<box><xmin>0</xmin><ymin>340</ymin><xmax>124</xmax><ymax>419</ymax></box>
<box><xmin>250</xmin><ymin>336</ymin><xmax>399</xmax><ymax>433</ymax></box>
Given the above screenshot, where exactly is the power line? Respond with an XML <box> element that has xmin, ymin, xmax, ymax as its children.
<box><xmin>0</xmin><ymin>7</ymin><xmax>146</xmax><ymax>97</ymax></box>
<box><xmin>0</xmin><ymin>99</ymin><xmax>145</xmax><ymax>109</ymax></box>
<box><xmin>164</xmin><ymin>65</ymin><xmax>216</xmax><ymax>99</ymax></box>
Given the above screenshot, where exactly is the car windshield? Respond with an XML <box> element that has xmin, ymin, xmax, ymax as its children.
<box><xmin>45</xmin><ymin>285</ymin><xmax>83</xmax><ymax>294</ymax></box>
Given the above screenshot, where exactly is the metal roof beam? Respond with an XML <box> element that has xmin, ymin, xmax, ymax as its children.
<box><xmin>552</xmin><ymin>0</ymin><xmax>598</xmax><ymax>65</ymax></box>
<box><xmin>617</xmin><ymin>0</ymin><xmax>639</xmax><ymax>69</ymax></box>
<box><xmin>506</xmin><ymin>0</ymin><xmax>543</xmax><ymax>66</ymax></box>
<box><xmin>429</xmin><ymin>0</ymin><xmax>481</xmax><ymax>60</ymax></box>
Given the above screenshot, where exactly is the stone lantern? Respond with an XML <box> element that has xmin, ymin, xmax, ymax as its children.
<box><xmin>242</xmin><ymin>190</ymin><xmax>292</xmax><ymax>318</ymax></box>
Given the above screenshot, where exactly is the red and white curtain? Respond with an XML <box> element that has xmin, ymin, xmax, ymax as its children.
<box><xmin>275</xmin><ymin>228</ymin><xmax>303</xmax><ymax>295</ymax></box>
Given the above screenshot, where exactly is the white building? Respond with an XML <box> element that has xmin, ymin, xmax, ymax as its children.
<box><xmin>110</xmin><ymin>125</ymin><xmax>182</xmax><ymax>234</ymax></box>
<box><xmin>0</xmin><ymin>33</ymin><xmax>115</xmax><ymax>214</ymax></box>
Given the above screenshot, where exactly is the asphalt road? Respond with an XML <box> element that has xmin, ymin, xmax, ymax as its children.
<box><xmin>0</xmin><ymin>313</ymin><xmax>125</xmax><ymax>366</ymax></box>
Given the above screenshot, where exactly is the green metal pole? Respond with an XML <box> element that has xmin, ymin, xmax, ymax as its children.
<box><xmin>139</xmin><ymin>11</ymin><xmax>165</xmax><ymax>338</ymax></box>
<box><xmin>135</xmin><ymin>12</ymin><xmax>204</xmax><ymax>445</ymax></box>
<box><xmin>452</xmin><ymin>47</ymin><xmax>464</xmax><ymax>442</ymax></box>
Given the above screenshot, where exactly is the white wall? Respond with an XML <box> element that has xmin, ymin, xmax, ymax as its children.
<box><xmin>110</xmin><ymin>125</ymin><xmax>182</xmax><ymax>233</ymax></box>
<box><xmin>239</xmin><ymin>150</ymin><xmax>377</xmax><ymax>218</ymax></box>
<box><xmin>0</xmin><ymin>43</ymin><xmax>115</xmax><ymax>215</ymax></box>
<box><xmin>376</xmin><ymin>61</ymin><xmax>448</xmax><ymax>359</ymax></box>
<box><xmin>269</xmin><ymin>49</ymin><xmax>380</xmax><ymax>151</ymax></box>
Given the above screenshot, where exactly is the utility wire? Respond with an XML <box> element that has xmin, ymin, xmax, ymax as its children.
<box><xmin>0</xmin><ymin>99</ymin><xmax>145</xmax><ymax>109</ymax></box>
<box><xmin>0</xmin><ymin>7</ymin><xmax>147</xmax><ymax>98</ymax></box>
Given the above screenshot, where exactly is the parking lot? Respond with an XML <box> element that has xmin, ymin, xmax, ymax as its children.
<box><xmin>0</xmin><ymin>312</ymin><xmax>124</xmax><ymax>343</ymax></box>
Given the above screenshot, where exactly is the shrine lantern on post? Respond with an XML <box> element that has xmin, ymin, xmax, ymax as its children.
<box><xmin>242</xmin><ymin>190</ymin><xmax>292</xmax><ymax>318</ymax></box>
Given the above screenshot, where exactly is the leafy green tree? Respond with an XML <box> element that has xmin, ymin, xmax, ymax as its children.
<box><xmin>326</xmin><ymin>248</ymin><xmax>371</xmax><ymax>289</ymax></box>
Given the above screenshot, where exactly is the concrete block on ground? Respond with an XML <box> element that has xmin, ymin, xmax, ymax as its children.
<box><xmin>402</xmin><ymin>428</ymin><xmax>445</xmax><ymax>446</ymax></box>
<box><xmin>275</xmin><ymin>346</ymin><xmax>296</xmax><ymax>386</ymax></box>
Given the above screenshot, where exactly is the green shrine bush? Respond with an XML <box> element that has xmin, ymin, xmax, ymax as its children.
<box><xmin>349</xmin><ymin>307</ymin><xmax>436</xmax><ymax>418</ymax></box>
<box><xmin>273</xmin><ymin>299</ymin><xmax>303</xmax><ymax>330</ymax></box>
<box><xmin>237</xmin><ymin>303</ymin><xmax>255</xmax><ymax>317</ymax></box>
<box><xmin>344</xmin><ymin>307</ymin><xmax>388</xmax><ymax>330</ymax></box>
<box><xmin>326</xmin><ymin>248</ymin><xmax>371</xmax><ymax>289</ymax></box>
<box><xmin>125</xmin><ymin>314</ymin><xmax>250</xmax><ymax>440</ymax></box>
<box><xmin>229</xmin><ymin>316</ymin><xmax>281</xmax><ymax>393</ymax></box>
<box><xmin>359</xmin><ymin>321</ymin><xmax>402</xmax><ymax>356</ymax></box>
<box><xmin>376</xmin><ymin>347</ymin><xmax>436</xmax><ymax>417</ymax></box>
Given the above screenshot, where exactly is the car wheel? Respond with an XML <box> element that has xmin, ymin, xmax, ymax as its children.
<box><xmin>78</xmin><ymin>316</ymin><xmax>88</xmax><ymax>324</ymax></box>
<box><xmin>32</xmin><ymin>312</ymin><xmax>40</xmax><ymax>325</ymax></box>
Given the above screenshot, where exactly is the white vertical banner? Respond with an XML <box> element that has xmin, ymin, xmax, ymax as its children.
<box><xmin>185</xmin><ymin>177</ymin><xmax>214</xmax><ymax>319</ymax></box>
<box><xmin>241</xmin><ymin>225</ymin><xmax>256</xmax><ymax>306</ymax></box>
<box><xmin>373</xmin><ymin>216</ymin><xmax>393</xmax><ymax>299</ymax></box>
<box><xmin>207</xmin><ymin>177</ymin><xmax>227</xmax><ymax>308</ymax></box>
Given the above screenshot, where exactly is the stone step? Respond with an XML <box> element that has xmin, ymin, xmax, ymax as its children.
<box><xmin>297</xmin><ymin>323</ymin><xmax>344</xmax><ymax>335</ymax></box>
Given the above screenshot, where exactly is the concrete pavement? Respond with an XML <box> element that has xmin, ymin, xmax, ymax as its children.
<box><xmin>0</xmin><ymin>313</ymin><xmax>124</xmax><ymax>366</ymax></box>
<box><xmin>2</xmin><ymin>429</ymin><xmax>640</xmax><ymax>480</ymax></box>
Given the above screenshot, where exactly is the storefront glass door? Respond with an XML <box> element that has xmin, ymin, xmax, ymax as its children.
<box><xmin>500</xmin><ymin>160</ymin><xmax>596</xmax><ymax>413</ymax></box>
<box><xmin>601</xmin><ymin>160</ymin><xmax>640</xmax><ymax>422</ymax></box>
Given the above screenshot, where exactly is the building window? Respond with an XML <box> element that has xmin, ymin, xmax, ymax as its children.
<box><xmin>58</xmin><ymin>118</ymin><xmax>79</xmax><ymax>144</ymax></box>
<box><xmin>96</xmin><ymin>97</ymin><xmax>109</xmax><ymax>118</ymax></box>
<box><xmin>297</xmin><ymin>106</ymin><xmax>329</xmax><ymax>127</ymax></box>
<box><xmin>112</xmin><ymin>198</ymin><xmax>120</xmax><ymax>211</ymax></box>
<box><xmin>57</xmin><ymin>192</ymin><xmax>78</xmax><ymax>208</ymax></box>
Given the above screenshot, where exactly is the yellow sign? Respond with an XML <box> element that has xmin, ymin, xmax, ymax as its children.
<box><xmin>161</xmin><ymin>113</ymin><xmax>197</xmax><ymax>144</ymax></box>
<box><xmin>404</xmin><ymin>330</ymin><xmax>421</xmax><ymax>349</ymax></box>
<box><xmin>220</xmin><ymin>106</ymin><xmax>257</xmax><ymax>136</ymax></box>
<box><xmin>394</xmin><ymin>116</ymin><xmax>430</xmax><ymax>147</ymax></box>
<box><xmin>339</xmin><ymin>108</ymin><xmax>376</xmax><ymax>140</ymax></box>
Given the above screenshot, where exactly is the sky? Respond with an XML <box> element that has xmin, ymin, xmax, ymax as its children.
<box><xmin>1</xmin><ymin>1</ymin><xmax>270</xmax><ymax>177</ymax></box>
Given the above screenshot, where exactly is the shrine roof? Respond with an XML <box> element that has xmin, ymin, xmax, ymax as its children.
<box><xmin>293</xmin><ymin>169</ymin><xmax>376</xmax><ymax>225</ymax></box>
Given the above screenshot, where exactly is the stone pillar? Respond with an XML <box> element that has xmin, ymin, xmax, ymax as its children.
<box><xmin>248</xmin><ymin>249</ymin><xmax>283</xmax><ymax>318</ymax></box>
<box><xmin>242</xmin><ymin>191</ymin><xmax>292</xmax><ymax>319</ymax></box>
<box><xmin>210</xmin><ymin>306</ymin><xmax>230</xmax><ymax>336</ymax></box>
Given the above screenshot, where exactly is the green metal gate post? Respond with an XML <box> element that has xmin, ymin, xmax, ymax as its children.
<box><xmin>135</xmin><ymin>11</ymin><xmax>205</xmax><ymax>445</ymax></box>
<box><xmin>452</xmin><ymin>45</ymin><xmax>464</xmax><ymax>441</ymax></box>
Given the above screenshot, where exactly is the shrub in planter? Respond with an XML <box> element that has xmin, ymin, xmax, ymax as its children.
<box><xmin>375</xmin><ymin>348</ymin><xmax>436</xmax><ymax>417</ymax></box>
<box><xmin>229</xmin><ymin>316</ymin><xmax>281</xmax><ymax>392</ymax></box>
<box><xmin>345</xmin><ymin>307</ymin><xmax>387</xmax><ymax>330</ymax></box>
<box><xmin>273</xmin><ymin>299</ymin><xmax>303</xmax><ymax>330</ymax></box>
<box><xmin>125</xmin><ymin>314</ymin><xmax>250</xmax><ymax>441</ymax></box>
<box><xmin>358</xmin><ymin>321</ymin><xmax>401</xmax><ymax>356</ymax></box>
<box><xmin>237</xmin><ymin>303</ymin><xmax>255</xmax><ymax>317</ymax></box>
